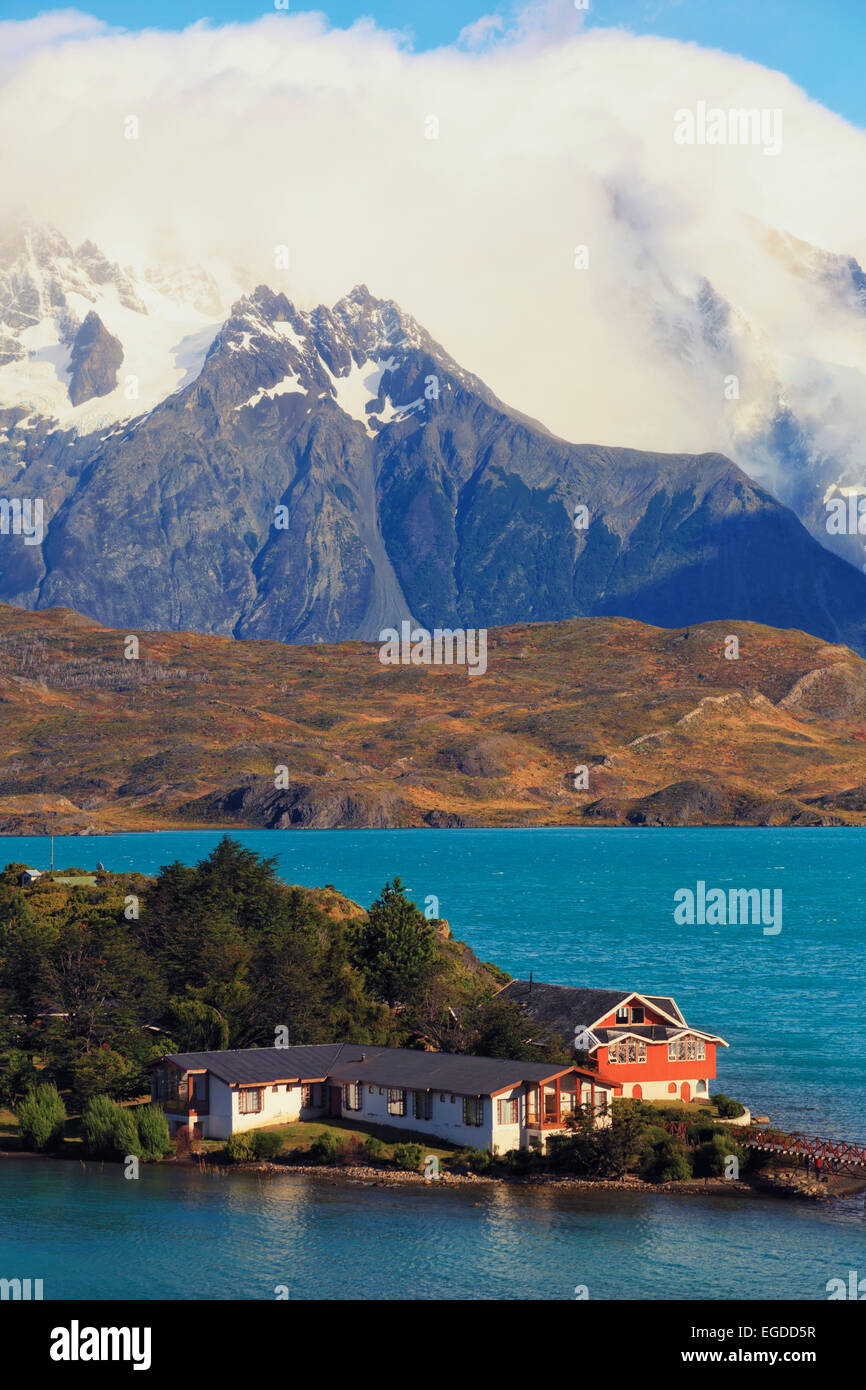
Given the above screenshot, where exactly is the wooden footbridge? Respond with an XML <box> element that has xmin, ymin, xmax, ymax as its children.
<box><xmin>739</xmin><ymin>1127</ymin><xmax>866</xmax><ymax>1172</ymax></box>
<box><xmin>663</xmin><ymin>1120</ymin><xmax>866</xmax><ymax>1173</ymax></box>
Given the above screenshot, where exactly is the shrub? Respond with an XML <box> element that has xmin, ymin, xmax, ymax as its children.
<box><xmin>363</xmin><ymin>1135</ymin><xmax>384</xmax><ymax>1161</ymax></box>
<box><xmin>504</xmin><ymin>1146</ymin><xmax>536</xmax><ymax>1173</ymax></box>
<box><xmin>309</xmin><ymin>1130</ymin><xmax>340</xmax><ymax>1165</ymax></box>
<box><xmin>640</xmin><ymin>1137</ymin><xmax>692</xmax><ymax>1182</ymax></box>
<box><xmin>16</xmin><ymin>1083</ymin><xmax>66</xmax><ymax>1153</ymax></box>
<box><xmin>713</xmin><ymin>1093</ymin><xmax>745</xmax><ymax>1120</ymax></box>
<box><xmin>250</xmin><ymin>1130</ymin><xmax>285</xmax><ymax>1161</ymax></box>
<box><xmin>692</xmin><ymin>1134</ymin><xmax>746</xmax><ymax>1178</ymax></box>
<box><xmin>82</xmin><ymin>1096</ymin><xmax>142</xmax><ymax>1161</ymax></box>
<box><xmin>392</xmin><ymin>1142</ymin><xmax>424</xmax><ymax>1172</ymax></box>
<box><xmin>135</xmin><ymin>1105</ymin><xmax>172</xmax><ymax>1161</ymax></box>
<box><xmin>225</xmin><ymin>1132</ymin><xmax>255</xmax><ymax>1163</ymax></box>
<box><xmin>686</xmin><ymin>1121</ymin><xmax>718</xmax><ymax>1146</ymax></box>
<box><xmin>339</xmin><ymin>1135</ymin><xmax>367</xmax><ymax>1167</ymax></box>
<box><xmin>451</xmin><ymin>1146</ymin><xmax>492</xmax><ymax>1174</ymax></box>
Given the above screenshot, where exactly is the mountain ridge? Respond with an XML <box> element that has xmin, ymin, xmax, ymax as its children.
<box><xmin>2</xmin><ymin>232</ymin><xmax>866</xmax><ymax>651</ymax></box>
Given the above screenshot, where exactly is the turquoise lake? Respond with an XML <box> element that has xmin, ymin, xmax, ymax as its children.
<box><xmin>2</xmin><ymin>826</ymin><xmax>865</xmax><ymax>1299</ymax></box>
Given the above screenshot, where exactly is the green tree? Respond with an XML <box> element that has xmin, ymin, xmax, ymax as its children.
<box><xmin>0</xmin><ymin>1049</ymin><xmax>39</xmax><ymax>1109</ymax></box>
<box><xmin>82</xmin><ymin>1095</ymin><xmax>142</xmax><ymax>1161</ymax></box>
<box><xmin>354</xmin><ymin>879</ymin><xmax>438</xmax><ymax>1006</ymax></box>
<box><xmin>72</xmin><ymin>1049</ymin><xmax>140</xmax><ymax>1109</ymax></box>
<box><xmin>16</xmin><ymin>1083</ymin><xmax>66</xmax><ymax>1152</ymax></box>
<box><xmin>135</xmin><ymin>1104</ymin><xmax>172</xmax><ymax>1161</ymax></box>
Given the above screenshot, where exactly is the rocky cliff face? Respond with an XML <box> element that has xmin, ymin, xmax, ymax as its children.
<box><xmin>1</xmin><ymin>258</ymin><xmax>866</xmax><ymax>650</ymax></box>
<box><xmin>67</xmin><ymin>312</ymin><xmax>124</xmax><ymax>405</ymax></box>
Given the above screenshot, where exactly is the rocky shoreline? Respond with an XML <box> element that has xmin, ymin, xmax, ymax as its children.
<box><xmin>197</xmin><ymin>1158</ymin><xmax>759</xmax><ymax>1198</ymax></box>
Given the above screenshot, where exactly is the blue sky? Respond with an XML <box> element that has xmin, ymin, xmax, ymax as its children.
<box><xmin>5</xmin><ymin>0</ymin><xmax>864</xmax><ymax>125</ymax></box>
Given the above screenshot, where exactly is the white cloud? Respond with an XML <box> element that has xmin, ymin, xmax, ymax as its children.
<box><xmin>1</xmin><ymin>4</ymin><xmax>865</xmax><ymax>506</ymax></box>
<box><xmin>0</xmin><ymin>9</ymin><xmax>110</xmax><ymax>74</ymax></box>
<box><xmin>457</xmin><ymin>13</ymin><xmax>505</xmax><ymax>49</ymax></box>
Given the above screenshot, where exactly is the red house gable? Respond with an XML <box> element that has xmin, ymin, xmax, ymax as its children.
<box><xmin>497</xmin><ymin>980</ymin><xmax>729</xmax><ymax>1105</ymax></box>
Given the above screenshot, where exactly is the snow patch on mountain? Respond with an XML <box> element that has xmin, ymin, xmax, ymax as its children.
<box><xmin>326</xmin><ymin>356</ymin><xmax>396</xmax><ymax>433</ymax></box>
<box><xmin>0</xmin><ymin>225</ymin><xmax>228</xmax><ymax>434</ymax></box>
<box><xmin>236</xmin><ymin>372</ymin><xmax>303</xmax><ymax>410</ymax></box>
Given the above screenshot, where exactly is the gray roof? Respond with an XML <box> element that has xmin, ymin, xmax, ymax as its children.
<box><xmin>499</xmin><ymin>980</ymin><xmax>723</xmax><ymax>1046</ymax></box>
<box><xmin>328</xmin><ymin>1047</ymin><xmax>581</xmax><ymax>1094</ymax></box>
<box><xmin>644</xmin><ymin>995</ymin><xmax>685</xmax><ymax>1024</ymax></box>
<box><xmin>154</xmin><ymin>1042</ymin><xmax>590</xmax><ymax>1095</ymax></box>
<box><xmin>156</xmin><ymin>1043</ymin><xmax>365</xmax><ymax>1086</ymax></box>
<box><xmin>499</xmin><ymin>980</ymin><xmax>628</xmax><ymax>1037</ymax></box>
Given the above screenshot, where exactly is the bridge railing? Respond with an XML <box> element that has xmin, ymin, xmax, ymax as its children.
<box><xmin>740</xmin><ymin>1127</ymin><xmax>866</xmax><ymax>1167</ymax></box>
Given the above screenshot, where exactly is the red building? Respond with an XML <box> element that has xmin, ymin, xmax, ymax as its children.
<box><xmin>499</xmin><ymin>979</ymin><xmax>729</xmax><ymax>1102</ymax></box>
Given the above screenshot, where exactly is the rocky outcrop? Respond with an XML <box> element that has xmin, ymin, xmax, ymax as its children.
<box><xmin>67</xmin><ymin>311</ymin><xmax>123</xmax><ymax>405</ymax></box>
<box><xmin>181</xmin><ymin>780</ymin><xmax>404</xmax><ymax>829</ymax></box>
<box><xmin>585</xmin><ymin>780</ymin><xmax>845</xmax><ymax>827</ymax></box>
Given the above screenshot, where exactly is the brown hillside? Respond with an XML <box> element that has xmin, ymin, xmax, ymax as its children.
<box><xmin>1</xmin><ymin>604</ymin><xmax>866</xmax><ymax>830</ymax></box>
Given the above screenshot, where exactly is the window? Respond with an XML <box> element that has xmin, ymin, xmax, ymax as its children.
<box><xmin>369</xmin><ymin>1086</ymin><xmax>375</xmax><ymax>1095</ymax></box>
<box><xmin>497</xmin><ymin>1098</ymin><xmax>518</xmax><ymax>1125</ymax></box>
<box><xmin>388</xmin><ymin>1088</ymin><xmax>406</xmax><ymax>1116</ymax></box>
<box><xmin>439</xmin><ymin>1093</ymin><xmax>446</xmax><ymax>1102</ymax></box>
<box><xmin>301</xmin><ymin>1084</ymin><xmax>312</xmax><ymax>1107</ymax></box>
<box><xmin>668</xmin><ymin>1041</ymin><xmax>676</xmax><ymax>1061</ymax></box>
<box><xmin>697</xmin><ymin>1040</ymin><xmax>706</xmax><ymax>1060</ymax></box>
<box><xmin>344</xmin><ymin>1082</ymin><xmax>361</xmax><ymax>1111</ymax></box>
<box><xmin>450</xmin><ymin>1095</ymin><xmax>456</xmax><ymax>1104</ymax></box>
<box><xmin>272</xmin><ymin>1085</ymin><xmax>278</xmax><ymax>1093</ymax></box>
<box><xmin>631</xmin><ymin>1006</ymin><xmax>645</xmax><ymax>1024</ymax></box>
<box><xmin>239</xmin><ymin>1087</ymin><xmax>262</xmax><ymax>1115</ymax></box>
<box><xmin>668</xmin><ymin>1082</ymin><xmax>677</xmax><ymax>1094</ymax></box>
<box><xmin>615</xmin><ymin>1006</ymin><xmax>629</xmax><ymax>1023</ymax></box>
<box><xmin>609</xmin><ymin>1040</ymin><xmax>646</xmax><ymax>1064</ymax></box>
<box><xmin>463</xmin><ymin>1096</ymin><xmax>483</xmax><ymax>1127</ymax></box>
<box><xmin>687</xmin><ymin>1037</ymin><xmax>696</xmax><ymax>1061</ymax></box>
<box><xmin>190</xmin><ymin>1075</ymin><xmax>207</xmax><ymax>1108</ymax></box>
<box><xmin>413</xmin><ymin>1091</ymin><xmax>432</xmax><ymax>1121</ymax></box>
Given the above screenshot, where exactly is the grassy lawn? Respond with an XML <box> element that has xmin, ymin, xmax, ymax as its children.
<box><xmin>199</xmin><ymin>1115</ymin><xmax>458</xmax><ymax>1161</ymax></box>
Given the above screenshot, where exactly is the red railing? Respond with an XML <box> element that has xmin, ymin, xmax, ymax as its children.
<box><xmin>740</xmin><ymin>1127</ymin><xmax>866</xmax><ymax>1168</ymax></box>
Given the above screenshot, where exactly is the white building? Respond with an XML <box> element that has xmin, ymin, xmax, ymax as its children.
<box><xmin>149</xmin><ymin>1042</ymin><xmax>617</xmax><ymax>1154</ymax></box>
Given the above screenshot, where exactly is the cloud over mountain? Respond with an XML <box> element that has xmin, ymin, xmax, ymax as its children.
<box><xmin>1</xmin><ymin>8</ymin><xmax>866</xmax><ymax>560</ymax></box>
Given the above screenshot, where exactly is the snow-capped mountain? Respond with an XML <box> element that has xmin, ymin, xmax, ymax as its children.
<box><xmin>0</xmin><ymin>224</ymin><xmax>228</xmax><ymax>433</ymax></box>
<box><xmin>627</xmin><ymin>219</ymin><xmax>866</xmax><ymax>573</ymax></box>
<box><xmin>1</xmin><ymin>227</ymin><xmax>866</xmax><ymax>651</ymax></box>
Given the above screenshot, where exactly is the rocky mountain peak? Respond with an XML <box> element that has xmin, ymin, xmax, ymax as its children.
<box><xmin>67</xmin><ymin>311</ymin><xmax>124</xmax><ymax>406</ymax></box>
